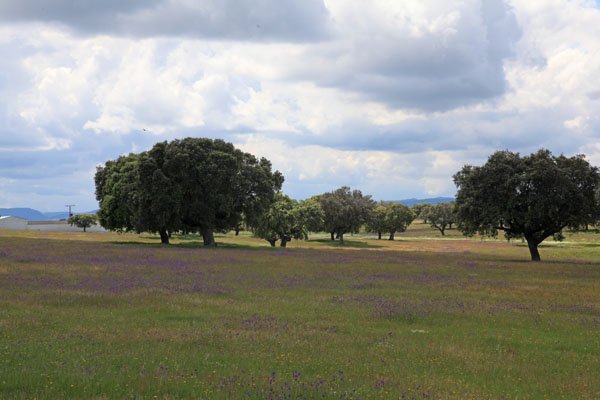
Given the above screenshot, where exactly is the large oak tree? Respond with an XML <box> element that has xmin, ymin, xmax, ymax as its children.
<box><xmin>95</xmin><ymin>138</ymin><xmax>283</xmax><ymax>245</ymax></box>
<box><xmin>454</xmin><ymin>149</ymin><xmax>600</xmax><ymax>261</ymax></box>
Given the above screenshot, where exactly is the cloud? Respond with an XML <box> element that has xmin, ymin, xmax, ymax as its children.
<box><xmin>1</xmin><ymin>0</ymin><xmax>600</xmax><ymax>212</ymax></box>
<box><xmin>0</xmin><ymin>0</ymin><xmax>332</xmax><ymax>42</ymax></box>
<box><xmin>288</xmin><ymin>0</ymin><xmax>521</xmax><ymax>111</ymax></box>
<box><xmin>235</xmin><ymin>136</ymin><xmax>473</xmax><ymax>200</ymax></box>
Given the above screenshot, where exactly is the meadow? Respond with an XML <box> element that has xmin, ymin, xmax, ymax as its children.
<box><xmin>0</xmin><ymin>224</ymin><xmax>599</xmax><ymax>399</ymax></box>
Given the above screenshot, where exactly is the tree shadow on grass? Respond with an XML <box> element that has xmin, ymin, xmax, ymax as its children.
<box><xmin>480</xmin><ymin>256</ymin><xmax>599</xmax><ymax>266</ymax></box>
<box><xmin>109</xmin><ymin>240</ymin><xmax>291</xmax><ymax>251</ymax></box>
<box><xmin>311</xmin><ymin>239</ymin><xmax>383</xmax><ymax>249</ymax></box>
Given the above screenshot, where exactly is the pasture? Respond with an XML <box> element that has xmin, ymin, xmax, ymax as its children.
<box><xmin>0</xmin><ymin>224</ymin><xmax>599</xmax><ymax>399</ymax></box>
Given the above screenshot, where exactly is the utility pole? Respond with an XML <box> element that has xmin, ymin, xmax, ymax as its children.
<box><xmin>65</xmin><ymin>204</ymin><xmax>75</xmax><ymax>218</ymax></box>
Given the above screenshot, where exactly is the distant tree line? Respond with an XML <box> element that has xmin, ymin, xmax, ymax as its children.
<box><xmin>95</xmin><ymin>140</ymin><xmax>600</xmax><ymax>261</ymax></box>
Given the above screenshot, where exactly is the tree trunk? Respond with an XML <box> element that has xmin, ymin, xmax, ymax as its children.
<box><xmin>235</xmin><ymin>227</ymin><xmax>240</xmax><ymax>236</ymax></box>
<box><xmin>280</xmin><ymin>237</ymin><xmax>288</xmax><ymax>247</ymax></box>
<box><xmin>330</xmin><ymin>232</ymin><xmax>335</xmax><ymax>241</ymax></box>
<box><xmin>200</xmin><ymin>226</ymin><xmax>216</xmax><ymax>246</ymax></box>
<box><xmin>525</xmin><ymin>236</ymin><xmax>541</xmax><ymax>261</ymax></box>
<box><xmin>83</xmin><ymin>226</ymin><xmax>87</xmax><ymax>233</ymax></box>
<box><xmin>389</xmin><ymin>231</ymin><xmax>395</xmax><ymax>240</ymax></box>
<box><xmin>378</xmin><ymin>231</ymin><xmax>381</xmax><ymax>240</ymax></box>
<box><xmin>159</xmin><ymin>229</ymin><xmax>169</xmax><ymax>244</ymax></box>
<box><xmin>436</xmin><ymin>225</ymin><xmax>445</xmax><ymax>236</ymax></box>
<box><xmin>268</xmin><ymin>239</ymin><xmax>277</xmax><ymax>247</ymax></box>
<box><xmin>339</xmin><ymin>232</ymin><xmax>344</xmax><ymax>244</ymax></box>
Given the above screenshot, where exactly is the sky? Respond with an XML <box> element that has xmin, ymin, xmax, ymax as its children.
<box><xmin>0</xmin><ymin>0</ymin><xmax>599</xmax><ymax>212</ymax></box>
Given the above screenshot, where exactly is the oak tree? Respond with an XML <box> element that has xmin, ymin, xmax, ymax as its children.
<box><xmin>427</xmin><ymin>202</ymin><xmax>455</xmax><ymax>236</ymax></box>
<box><xmin>454</xmin><ymin>149</ymin><xmax>600</xmax><ymax>261</ymax></box>
<box><xmin>95</xmin><ymin>138</ymin><xmax>283</xmax><ymax>245</ymax></box>
<box><xmin>319</xmin><ymin>186</ymin><xmax>375</xmax><ymax>244</ymax></box>
<box><xmin>68</xmin><ymin>213</ymin><xmax>98</xmax><ymax>232</ymax></box>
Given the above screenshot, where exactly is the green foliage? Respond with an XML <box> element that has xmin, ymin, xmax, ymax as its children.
<box><xmin>295</xmin><ymin>198</ymin><xmax>325</xmax><ymax>237</ymax></box>
<box><xmin>67</xmin><ymin>213</ymin><xmax>98</xmax><ymax>232</ymax></box>
<box><xmin>95</xmin><ymin>153</ymin><xmax>139</xmax><ymax>232</ymax></box>
<box><xmin>454</xmin><ymin>149</ymin><xmax>600</xmax><ymax>261</ymax></box>
<box><xmin>411</xmin><ymin>202</ymin><xmax>432</xmax><ymax>219</ymax></box>
<box><xmin>251</xmin><ymin>194</ymin><xmax>300</xmax><ymax>247</ymax></box>
<box><xmin>366</xmin><ymin>205</ymin><xmax>388</xmax><ymax>239</ymax></box>
<box><xmin>427</xmin><ymin>202</ymin><xmax>455</xmax><ymax>236</ymax></box>
<box><xmin>318</xmin><ymin>186</ymin><xmax>376</xmax><ymax>243</ymax></box>
<box><xmin>95</xmin><ymin>138</ymin><xmax>283</xmax><ymax>245</ymax></box>
<box><xmin>384</xmin><ymin>202</ymin><xmax>415</xmax><ymax>240</ymax></box>
<box><xmin>367</xmin><ymin>203</ymin><xmax>415</xmax><ymax>240</ymax></box>
<box><xmin>251</xmin><ymin>194</ymin><xmax>325</xmax><ymax>246</ymax></box>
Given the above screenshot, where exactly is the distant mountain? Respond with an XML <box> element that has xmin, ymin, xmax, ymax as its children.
<box><xmin>41</xmin><ymin>211</ymin><xmax>71</xmax><ymax>220</ymax></box>
<box><xmin>393</xmin><ymin>197</ymin><xmax>454</xmax><ymax>207</ymax></box>
<box><xmin>0</xmin><ymin>208</ymin><xmax>47</xmax><ymax>220</ymax></box>
<box><xmin>0</xmin><ymin>208</ymin><xmax>98</xmax><ymax>221</ymax></box>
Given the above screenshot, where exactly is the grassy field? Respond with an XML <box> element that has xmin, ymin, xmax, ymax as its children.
<box><xmin>1</xmin><ymin>223</ymin><xmax>599</xmax><ymax>399</ymax></box>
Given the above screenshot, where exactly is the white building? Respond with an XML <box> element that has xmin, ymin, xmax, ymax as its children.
<box><xmin>27</xmin><ymin>220</ymin><xmax>107</xmax><ymax>232</ymax></box>
<box><xmin>0</xmin><ymin>215</ymin><xmax>106</xmax><ymax>232</ymax></box>
<box><xmin>0</xmin><ymin>216</ymin><xmax>28</xmax><ymax>230</ymax></box>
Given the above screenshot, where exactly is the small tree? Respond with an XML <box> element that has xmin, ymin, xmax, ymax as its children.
<box><xmin>251</xmin><ymin>194</ymin><xmax>306</xmax><ymax>247</ymax></box>
<box><xmin>385</xmin><ymin>203</ymin><xmax>415</xmax><ymax>240</ymax></box>
<box><xmin>454</xmin><ymin>149</ymin><xmax>600</xmax><ymax>261</ymax></box>
<box><xmin>295</xmin><ymin>198</ymin><xmax>324</xmax><ymax>239</ymax></box>
<box><xmin>420</xmin><ymin>204</ymin><xmax>433</xmax><ymax>223</ymax></box>
<box><xmin>367</xmin><ymin>205</ymin><xmax>388</xmax><ymax>239</ymax></box>
<box><xmin>68</xmin><ymin>214</ymin><xmax>98</xmax><ymax>232</ymax></box>
<box><xmin>427</xmin><ymin>202</ymin><xmax>455</xmax><ymax>236</ymax></box>
<box><xmin>411</xmin><ymin>203</ymin><xmax>431</xmax><ymax>220</ymax></box>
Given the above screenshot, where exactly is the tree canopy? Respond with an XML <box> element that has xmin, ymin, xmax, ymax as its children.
<box><xmin>367</xmin><ymin>204</ymin><xmax>388</xmax><ymax>240</ymax></box>
<box><xmin>368</xmin><ymin>202</ymin><xmax>415</xmax><ymax>240</ymax></box>
<box><xmin>411</xmin><ymin>202</ymin><xmax>432</xmax><ymax>220</ymax></box>
<box><xmin>95</xmin><ymin>138</ymin><xmax>283</xmax><ymax>245</ymax></box>
<box><xmin>318</xmin><ymin>186</ymin><xmax>375</xmax><ymax>244</ymax></box>
<box><xmin>427</xmin><ymin>202</ymin><xmax>455</xmax><ymax>236</ymax></box>
<box><xmin>250</xmin><ymin>193</ymin><xmax>324</xmax><ymax>247</ymax></box>
<box><xmin>68</xmin><ymin>213</ymin><xmax>98</xmax><ymax>232</ymax></box>
<box><xmin>454</xmin><ymin>149</ymin><xmax>600</xmax><ymax>261</ymax></box>
<box><xmin>384</xmin><ymin>202</ymin><xmax>415</xmax><ymax>240</ymax></box>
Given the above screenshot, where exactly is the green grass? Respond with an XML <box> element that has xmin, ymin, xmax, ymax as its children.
<box><xmin>0</xmin><ymin>223</ymin><xmax>599</xmax><ymax>399</ymax></box>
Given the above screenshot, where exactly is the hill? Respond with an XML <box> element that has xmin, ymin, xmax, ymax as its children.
<box><xmin>0</xmin><ymin>208</ymin><xmax>47</xmax><ymax>220</ymax></box>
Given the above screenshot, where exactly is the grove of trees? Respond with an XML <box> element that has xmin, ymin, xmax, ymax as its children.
<box><xmin>367</xmin><ymin>202</ymin><xmax>415</xmax><ymax>240</ymax></box>
<box><xmin>94</xmin><ymin>139</ymin><xmax>600</xmax><ymax>261</ymax></box>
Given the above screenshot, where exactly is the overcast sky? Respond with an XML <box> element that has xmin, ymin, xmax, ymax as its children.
<box><xmin>1</xmin><ymin>0</ymin><xmax>599</xmax><ymax>212</ymax></box>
